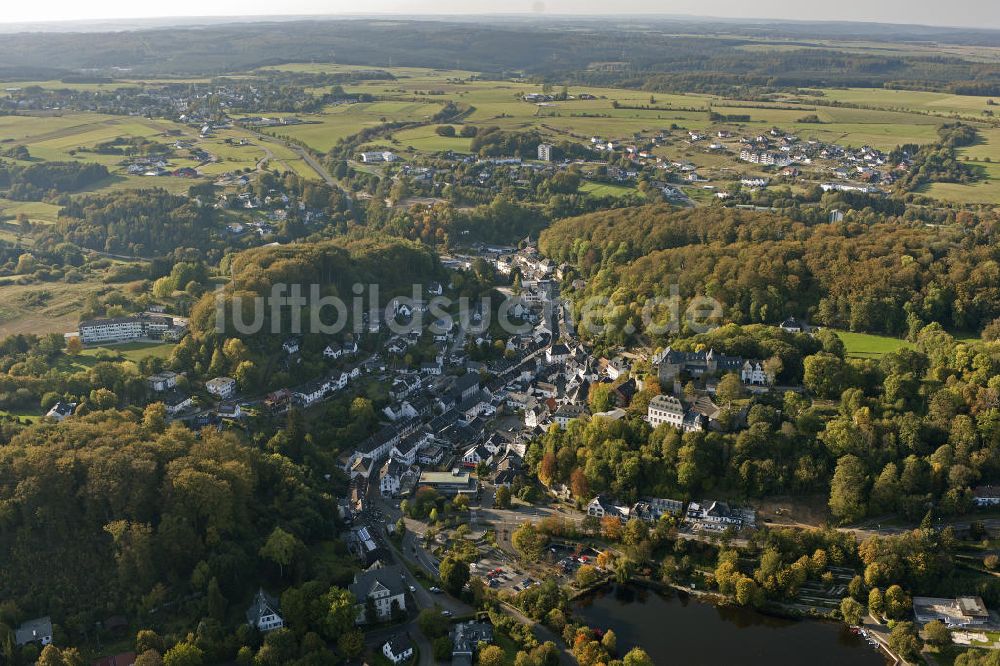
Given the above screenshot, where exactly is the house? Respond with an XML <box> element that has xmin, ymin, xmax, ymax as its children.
<box><xmin>552</xmin><ymin>403</ymin><xmax>587</xmax><ymax>428</ymax></box>
<box><xmin>612</xmin><ymin>378</ymin><xmax>638</xmax><ymax>407</ymax></box>
<box><xmin>324</xmin><ymin>342</ymin><xmax>343</xmax><ymax>359</ymax></box>
<box><xmin>686</xmin><ymin>500</ymin><xmax>756</xmax><ymax>529</ymax></box>
<box><xmin>15</xmin><ymin>617</ymin><xmax>53</xmax><ymax>646</ymax></box>
<box><xmin>524</xmin><ymin>403</ymin><xmax>548</xmax><ymax>428</ymax></box>
<box><xmin>605</xmin><ymin>357</ymin><xmax>629</xmax><ymax>381</ymax></box>
<box><xmin>779</xmin><ymin>317</ymin><xmax>805</xmax><ymax>333</ymax></box>
<box><xmin>914</xmin><ymin>596</ymin><xmax>991</xmax><ymax>628</ymax></box>
<box><xmin>217</xmin><ymin>401</ymin><xmax>243</xmax><ymax>419</ymax></box>
<box><xmin>452</xmin><ymin>621</ymin><xmax>494</xmax><ymax>666</ymax></box>
<box><xmin>282</xmin><ymin>337</ymin><xmax>300</xmax><ymax>355</ymax></box>
<box><xmin>546</xmin><ymin>343</ymin><xmax>570</xmax><ymax>364</ymax></box>
<box><xmin>246</xmin><ymin>589</ymin><xmax>284</xmax><ymax>633</ymax></box>
<box><xmin>586</xmin><ymin>495</ymin><xmax>631</xmax><ymax>521</ymax></box>
<box><xmin>161</xmin><ymin>390</ymin><xmax>194</xmax><ymax>416</ymax></box>
<box><xmin>654</xmin><ymin>347</ymin><xmax>743</xmax><ymax>383</ymax></box>
<box><xmin>973</xmin><ymin>486</ymin><xmax>1000</xmax><ymax>507</ymax></box>
<box><xmin>631</xmin><ymin>498</ymin><xmax>684</xmax><ymax>522</ymax></box>
<box><xmin>426</xmin><ymin>281</ymin><xmax>444</xmax><ymax>296</ymax></box>
<box><xmin>461</xmin><ymin>443</ymin><xmax>492</xmax><ymax>468</ymax></box>
<box><xmin>206</xmin><ymin>376</ymin><xmax>236</xmax><ymax>399</ymax></box>
<box><xmin>348</xmin><ymin>564</ymin><xmax>407</xmax><ymax>623</ymax></box>
<box><xmin>647</xmin><ymin>394</ymin><xmax>685</xmax><ymax>428</ymax></box>
<box><xmin>740</xmin><ymin>361</ymin><xmax>771</xmax><ymax>386</ymax></box>
<box><xmin>379</xmin><ymin>459</ymin><xmax>412</xmax><ymax>497</ymax></box>
<box><xmin>46</xmin><ymin>401</ymin><xmax>76</xmax><ymax>421</ymax></box>
<box><xmin>383</xmin><ymin>634</ymin><xmax>415</xmax><ymax>664</ymax></box>
<box><xmin>493</xmin><ymin>452</ymin><xmax>523</xmax><ymax>487</ymax></box>
<box><xmin>147</xmin><ymin>370</ymin><xmax>179</xmax><ymax>392</ymax></box>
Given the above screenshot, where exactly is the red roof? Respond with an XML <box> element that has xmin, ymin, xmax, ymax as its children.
<box><xmin>92</xmin><ymin>653</ymin><xmax>136</xmax><ymax>666</ymax></box>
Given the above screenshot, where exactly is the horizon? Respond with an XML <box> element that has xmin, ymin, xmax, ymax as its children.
<box><xmin>1</xmin><ymin>5</ymin><xmax>1000</xmax><ymax>33</ymax></box>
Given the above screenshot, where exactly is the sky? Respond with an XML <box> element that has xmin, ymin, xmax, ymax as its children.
<box><xmin>0</xmin><ymin>0</ymin><xmax>999</xmax><ymax>30</ymax></box>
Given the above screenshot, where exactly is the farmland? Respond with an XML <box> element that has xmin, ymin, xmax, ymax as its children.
<box><xmin>248</xmin><ymin>64</ymin><xmax>1000</xmax><ymax>204</ymax></box>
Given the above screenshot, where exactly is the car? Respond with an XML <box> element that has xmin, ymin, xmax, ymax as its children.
<box><xmin>409</xmin><ymin>585</ymin><xmax>416</xmax><ymax>592</ymax></box>
<box><xmin>429</xmin><ymin>586</ymin><xmax>442</xmax><ymax>593</ymax></box>
<box><xmin>442</xmin><ymin>610</ymin><xmax>453</xmax><ymax>617</ymax></box>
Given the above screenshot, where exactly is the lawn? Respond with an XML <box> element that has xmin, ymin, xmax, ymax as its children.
<box><xmin>78</xmin><ymin>341</ymin><xmax>176</xmax><ymax>364</ymax></box>
<box><xmin>834</xmin><ymin>330</ymin><xmax>913</xmax><ymax>358</ymax></box>
<box><xmin>579</xmin><ymin>181</ymin><xmax>640</xmax><ymax>198</ymax></box>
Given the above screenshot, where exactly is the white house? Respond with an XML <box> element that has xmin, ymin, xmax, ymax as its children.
<box><xmin>45</xmin><ymin>401</ymin><xmax>76</xmax><ymax>422</ymax></box>
<box><xmin>246</xmin><ymin>589</ymin><xmax>284</xmax><ymax>633</ymax></box>
<box><xmin>206</xmin><ymin>376</ymin><xmax>237</xmax><ymax>399</ymax></box>
<box><xmin>740</xmin><ymin>361</ymin><xmax>771</xmax><ymax>386</ymax></box>
<box><xmin>647</xmin><ymin>394</ymin><xmax>685</xmax><ymax>428</ymax></box>
<box><xmin>147</xmin><ymin>370</ymin><xmax>179</xmax><ymax>392</ymax></box>
<box><xmin>349</xmin><ymin>565</ymin><xmax>407</xmax><ymax>623</ymax></box>
<box><xmin>283</xmin><ymin>338</ymin><xmax>300</xmax><ymax>355</ymax></box>
<box><xmin>383</xmin><ymin>635</ymin><xmax>414</xmax><ymax>664</ymax></box>
<box><xmin>324</xmin><ymin>342</ymin><xmax>343</xmax><ymax>359</ymax></box>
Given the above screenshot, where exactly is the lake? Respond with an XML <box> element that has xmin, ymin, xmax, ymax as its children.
<box><xmin>573</xmin><ymin>583</ymin><xmax>888</xmax><ymax>665</ymax></box>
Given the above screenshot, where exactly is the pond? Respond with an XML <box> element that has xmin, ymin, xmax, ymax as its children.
<box><xmin>573</xmin><ymin>583</ymin><xmax>888</xmax><ymax>665</ymax></box>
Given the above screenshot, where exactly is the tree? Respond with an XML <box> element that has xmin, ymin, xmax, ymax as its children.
<box><xmin>134</xmin><ymin>650</ymin><xmax>164</xmax><ymax>666</ymax></box>
<box><xmin>868</xmin><ymin>587</ymin><xmax>884</xmax><ymax>618</ymax></box>
<box><xmin>924</xmin><ymin>619</ymin><xmax>951</xmax><ymax>648</ymax></box>
<box><xmin>600</xmin><ymin>516</ymin><xmax>623</xmax><ymax>541</ymax></box>
<box><xmin>840</xmin><ymin>597</ymin><xmax>864</xmax><ymax>626</ymax></box>
<box><xmin>163</xmin><ymin>643</ymin><xmax>204</xmax><ymax>666</ymax></box>
<box><xmin>337</xmin><ymin>629</ymin><xmax>364</xmax><ymax>658</ymax></box>
<box><xmin>575</xmin><ymin>565</ymin><xmax>599</xmax><ymax>588</ymax></box>
<box><xmin>570</xmin><ymin>468</ymin><xmax>589</xmax><ymax>499</ymax></box>
<box><xmin>323</xmin><ymin>587</ymin><xmax>356</xmax><ymax>639</ymax></box>
<box><xmin>829</xmin><ymin>455</ymin><xmax>868</xmax><ymax>523</ymax></box>
<box><xmin>478</xmin><ymin>645</ymin><xmax>505</xmax><ymax>666</ymax></box>
<box><xmin>259</xmin><ymin>527</ymin><xmax>301</xmax><ymax>577</ymax></box>
<box><xmin>495</xmin><ymin>484</ymin><xmax>512</xmax><ymax>509</ymax></box>
<box><xmin>440</xmin><ymin>557</ymin><xmax>471</xmax><ymax>596</ymax></box>
<box><xmin>418</xmin><ymin>609</ymin><xmax>449</xmax><ymax>638</ymax></box>
<box><xmin>207</xmin><ymin>577</ymin><xmax>226</xmax><ymax>621</ymax></box>
<box><xmin>137</xmin><ymin>630</ymin><xmax>165</xmax><ymax>655</ymax></box>
<box><xmin>622</xmin><ymin>647</ymin><xmax>654</xmax><ymax>666</ymax></box>
<box><xmin>66</xmin><ymin>336</ymin><xmax>83</xmax><ymax>355</ymax></box>
<box><xmin>887</xmin><ymin>622</ymin><xmax>923</xmax><ymax>663</ymax></box>
<box><xmin>601</xmin><ymin>629</ymin><xmax>617</xmax><ymax>655</ymax></box>
<box><xmin>512</xmin><ymin>522</ymin><xmax>548</xmax><ymax>561</ymax></box>
<box><xmin>884</xmin><ymin>584</ymin><xmax>911</xmax><ymax>620</ymax></box>
<box><xmin>716</xmin><ymin>373</ymin><xmax>744</xmax><ymax>403</ymax></box>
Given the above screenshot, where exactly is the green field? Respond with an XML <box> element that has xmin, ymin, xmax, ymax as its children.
<box><xmin>78</xmin><ymin>341</ymin><xmax>176</xmax><ymax>364</ymax></box>
<box><xmin>835</xmin><ymin>330</ymin><xmax>914</xmax><ymax>358</ymax></box>
<box><xmin>579</xmin><ymin>181</ymin><xmax>640</xmax><ymax>198</ymax></box>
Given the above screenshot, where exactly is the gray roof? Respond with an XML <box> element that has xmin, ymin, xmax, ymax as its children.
<box><xmin>349</xmin><ymin>564</ymin><xmax>406</xmax><ymax>601</ymax></box>
<box><xmin>246</xmin><ymin>589</ymin><xmax>280</xmax><ymax>626</ymax></box>
<box><xmin>386</xmin><ymin>634</ymin><xmax>414</xmax><ymax>656</ymax></box>
<box><xmin>15</xmin><ymin>617</ymin><xmax>52</xmax><ymax>646</ymax></box>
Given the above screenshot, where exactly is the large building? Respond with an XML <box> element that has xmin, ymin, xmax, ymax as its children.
<box><xmin>647</xmin><ymin>395</ymin><xmax>686</xmax><ymax>428</ymax></box>
<box><xmin>537</xmin><ymin>143</ymin><xmax>554</xmax><ymax>161</ymax></box>
<box><xmin>653</xmin><ymin>347</ymin><xmax>744</xmax><ymax>384</ymax></box>
<box><xmin>417</xmin><ymin>469</ymin><xmax>478</xmax><ymax>496</ymax></box>
<box><xmin>913</xmin><ymin>596</ymin><xmax>991</xmax><ymax>628</ymax></box>
<box><xmin>78</xmin><ymin>314</ymin><xmax>184</xmax><ymax>344</ymax></box>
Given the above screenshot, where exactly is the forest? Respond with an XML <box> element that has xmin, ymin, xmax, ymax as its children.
<box><xmin>0</xmin><ymin>161</ymin><xmax>109</xmax><ymax>201</ymax></box>
<box><xmin>540</xmin><ymin>205</ymin><xmax>1000</xmax><ymax>342</ymax></box>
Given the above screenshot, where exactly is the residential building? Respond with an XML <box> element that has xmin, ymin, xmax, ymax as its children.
<box><xmin>973</xmin><ymin>485</ymin><xmax>1000</xmax><ymax>507</ymax></box>
<box><xmin>586</xmin><ymin>495</ymin><xmax>631</xmax><ymax>521</ymax></box>
<box><xmin>537</xmin><ymin>143</ymin><xmax>554</xmax><ymax>161</ymax></box>
<box><xmin>653</xmin><ymin>347</ymin><xmax>744</xmax><ymax>383</ymax></box>
<box><xmin>383</xmin><ymin>635</ymin><xmax>415</xmax><ymax>664</ymax></box>
<box><xmin>686</xmin><ymin>500</ymin><xmax>756</xmax><ymax>529</ymax></box>
<box><xmin>452</xmin><ymin>621</ymin><xmax>494</xmax><ymax>666</ymax></box>
<box><xmin>14</xmin><ymin>617</ymin><xmax>52</xmax><ymax>646</ymax></box>
<box><xmin>379</xmin><ymin>459</ymin><xmax>412</xmax><ymax>498</ymax></box>
<box><xmin>45</xmin><ymin>401</ymin><xmax>76</xmax><ymax>421</ymax></box>
<box><xmin>147</xmin><ymin>370</ymin><xmax>179</xmax><ymax>392</ymax></box>
<box><xmin>740</xmin><ymin>361</ymin><xmax>771</xmax><ymax>386</ymax></box>
<box><xmin>161</xmin><ymin>390</ymin><xmax>194</xmax><ymax>416</ymax></box>
<box><xmin>552</xmin><ymin>403</ymin><xmax>587</xmax><ymax>428</ymax></box>
<box><xmin>206</xmin><ymin>376</ymin><xmax>237</xmax><ymax>399</ymax></box>
<box><xmin>647</xmin><ymin>394</ymin><xmax>685</xmax><ymax>428</ymax></box>
<box><xmin>78</xmin><ymin>314</ymin><xmax>179</xmax><ymax>344</ymax></box>
<box><xmin>779</xmin><ymin>317</ymin><xmax>805</xmax><ymax>333</ymax></box>
<box><xmin>246</xmin><ymin>589</ymin><xmax>284</xmax><ymax>633</ymax></box>
<box><xmin>348</xmin><ymin>564</ymin><xmax>407</xmax><ymax>623</ymax></box>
